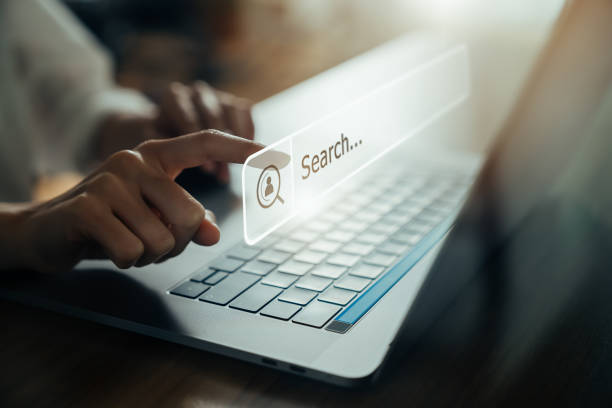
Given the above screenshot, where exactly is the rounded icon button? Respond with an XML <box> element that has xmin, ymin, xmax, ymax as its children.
<box><xmin>256</xmin><ymin>165</ymin><xmax>285</xmax><ymax>208</ymax></box>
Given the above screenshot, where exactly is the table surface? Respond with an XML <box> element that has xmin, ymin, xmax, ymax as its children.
<box><xmin>4</xmin><ymin>1</ymin><xmax>612</xmax><ymax>407</ymax></box>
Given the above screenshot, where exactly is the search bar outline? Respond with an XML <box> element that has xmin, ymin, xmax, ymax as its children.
<box><xmin>242</xmin><ymin>45</ymin><xmax>470</xmax><ymax>245</ymax></box>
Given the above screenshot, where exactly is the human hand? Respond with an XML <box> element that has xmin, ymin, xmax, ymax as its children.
<box><xmin>156</xmin><ymin>81</ymin><xmax>255</xmax><ymax>184</ymax></box>
<box><xmin>14</xmin><ymin>130</ymin><xmax>262</xmax><ymax>273</ymax></box>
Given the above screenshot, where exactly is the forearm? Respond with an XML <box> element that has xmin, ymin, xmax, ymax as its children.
<box><xmin>0</xmin><ymin>203</ymin><xmax>32</xmax><ymax>271</ymax></box>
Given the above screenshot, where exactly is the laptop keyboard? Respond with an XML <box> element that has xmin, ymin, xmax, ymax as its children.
<box><xmin>169</xmin><ymin>170</ymin><xmax>471</xmax><ymax>330</ymax></box>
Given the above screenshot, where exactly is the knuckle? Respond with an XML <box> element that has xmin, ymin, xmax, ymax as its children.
<box><xmin>70</xmin><ymin>192</ymin><xmax>102</xmax><ymax>220</ymax></box>
<box><xmin>168</xmin><ymin>81</ymin><xmax>184</xmax><ymax>95</ymax></box>
<box><xmin>194</xmin><ymin>79</ymin><xmax>209</xmax><ymax>89</ymax></box>
<box><xmin>109</xmin><ymin>149</ymin><xmax>144</xmax><ymax>170</ymax></box>
<box><xmin>235</xmin><ymin>96</ymin><xmax>253</xmax><ymax>109</ymax></box>
<box><xmin>71</xmin><ymin>192</ymin><xmax>92</xmax><ymax>212</ymax></box>
<box><xmin>168</xmin><ymin>242</ymin><xmax>189</xmax><ymax>258</ymax></box>
<box><xmin>194</xmin><ymin>81</ymin><xmax>215</xmax><ymax>97</ymax></box>
<box><xmin>176</xmin><ymin>200</ymin><xmax>205</xmax><ymax>230</ymax></box>
<box><xmin>149</xmin><ymin>230</ymin><xmax>175</xmax><ymax>257</ymax></box>
<box><xmin>114</xmin><ymin>240</ymin><xmax>144</xmax><ymax>269</ymax></box>
<box><xmin>135</xmin><ymin>139</ymin><xmax>164</xmax><ymax>158</ymax></box>
<box><xmin>137</xmin><ymin>138</ymin><xmax>158</xmax><ymax>151</ymax></box>
<box><xmin>94</xmin><ymin>172</ymin><xmax>121</xmax><ymax>194</ymax></box>
<box><xmin>197</xmin><ymin>129</ymin><xmax>213</xmax><ymax>137</ymax></box>
<box><xmin>198</xmin><ymin>129</ymin><xmax>222</xmax><ymax>143</ymax></box>
<box><xmin>113</xmin><ymin>257</ymin><xmax>132</xmax><ymax>270</ymax></box>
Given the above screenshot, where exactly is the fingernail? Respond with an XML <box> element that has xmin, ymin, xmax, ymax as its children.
<box><xmin>205</xmin><ymin>209</ymin><xmax>218</xmax><ymax>226</ymax></box>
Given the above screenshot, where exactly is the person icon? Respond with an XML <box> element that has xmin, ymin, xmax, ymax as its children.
<box><xmin>256</xmin><ymin>165</ymin><xmax>284</xmax><ymax>208</ymax></box>
<box><xmin>264</xmin><ymin>176</ymin><xmax>274</xmax><ymax>197</ymax></box>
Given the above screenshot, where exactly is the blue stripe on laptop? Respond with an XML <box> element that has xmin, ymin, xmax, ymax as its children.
<box><xmin>332</xmin><ymin>212</ymin><xmax>456</xmax><ymax>326</ymax></box>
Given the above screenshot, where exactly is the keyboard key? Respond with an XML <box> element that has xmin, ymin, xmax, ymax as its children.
<box><xmin>413</xmin><ymin>211</ymin><xmax>439</xmax><ymax>223</ymax></box>
<box><xmin>252</xmin><ymin>234</ymin><xmax>280</xmax><ymax>249</ymax></box>
<box><xmin>275</xmin><ymin>220</ymin><xmax>301</xmax><ymax>235</ymax></box>
<box><xmin>325</xmin><ymin>230</ymin><xmax>355</xmax><ymax>243</ymax></box>
<box><xmin>293</xmin><ymin>301</ymin><xmax>341</xmax><ymax>328</ymax></box>
<box><xmin>392</xmin><ymin>231</ymin><xmax>421</xmax><ymax>245</ymax></box>
<box><xmin>295</xmin><ymin>275</ymin><xmax>333</xmax><ymax>292</ymax></box>
<box><xmin>294</xmin><ymin>249</ymin><xmax>327</xmax><ymax>264</ymax></box>
<box><xmin>258</xmin><ymin>249</ymin><xmax>291</xmax><ymax>264</ymax></box>
<box><xmin>308</xmin><ymin>239</ymin><xmax>342</xmax><ymax>253</ymax></box>
<box><xmin>290</xmin><ymin>230</ymin><xmax>318</xmax><ymax>243</ymax></box>
<box><xmin>376</xmin><ymin>176</ymin><xmax>399</xmax><ymax>188</ymax></box>
<box><xmin>333</xmin><ymin>201</ymin><xmax>360</xmax><ymax>215</ymax></box>
<box><xmin>396</xmin><ymin>202</ymin><xmax>424</xmax><ymax>215</ymax></box>
<box><xmin>311</xmin><ymin>264</ymin><xmax>346</xmax><ymax>279</ymax></box>
<box><xmin>208</xmin><ymin>256</ymin><xmax>245</xmax><ymax>273</ymax></box>
<box><xmin>368</xmin><ymin>202</ymin><xmax>393</xmax><ymax>215</ymax></box>
<box><xmin>341</xmin><ymin>242</ymin><xmax>374</xmax><ymax>256</ymax></box>
<box><xmin>306</xmin><ymin>220</ymin><xmax>333</xmax><ymax>233</ymax></box>
<box><xmin>346</xmin><ymin>194</ymin><xmax>372</xmax><ymax>207</ymax></box>
<box><xmin>389</xmin><ymin>206</ymin><xmax>419</xmax><ymax>218</ymax></box>
<box><xmin>370</xmin><ymin>223</ymin><xmax>400</xmax><ymax>235</ymax></box>
<box><xmin>341</xmin><ymin>219</ymin><xmax>369</xmax><ymax>233</ymax></box>
<box><xmin>428</xmin><ymin>200</ymin><xmax>455</xmax><ymax>213</ymax></box>
<box><xmin>439</xmin><ymin>190</ymin><xmax>465</xmax><ymax>204</ymax></box>
<box><xmin>261</xmin><ymin>271</ymin><xmax>298</xmax><ymax>288</ymax></box>
<box><xmin>353</xmin><ymin>212</ymin><xmax>381</xmax><ymax>223</ymax></box>
<box><xmin>277</xmin><ymin>259</ymin><xmax>313</xmax><ymax>275</ymax></box>
<box><xmin>384</xmin><ymin>193</ymin><xmax>405</xmax><ymax>206</ymax></box>
<box><xmin>377</xmin><ymin>241</ymin><xmax>410</xmax><ymax>255</ymax></box>
<box><xmin>200</xmin><ymin>272</ymin><xmax>259</xmax><ymax>305</ymax></box>
<box><xmin>273</xmin><ymin>239</ymin><xmax>305</xmax><ymax>253</ymax></box>
<box><xmin>416</xmin><ymin>214</ymin><xmax>444</xmax><ymax>227</ymax></box>
<box><xmin>411</xmin><ymin>193</ymin><xmax>435</xmax><ymax>205</ymax></box>
<box><xmin>380</xmin><ymin>213</ymin><xmax>411</xmax><ymax>225</ymax></box>
<box><xmin>229</xmin><ymin>284</ymin><xmax>282</xmax><ymax>313</ymax></box>
<box><xmin>402</xmin><ymin>197</ymin><xmax>427</xmax><ymax>208</ymax></box>
<box><xmin>227</xmin><ymin>245</ymin><xmax>261</xmax><ymax>261</ymax></box>
<box><xmin>335</xmin><ymin>275</ymin><xmax>370</xmax><ymax>292</ymax></box>
<box><xmin>170</xmin><ymin>281</ymin><xmax>210</xmax><ymax>299</ymax></box>
<box><xmin>418</xmin><ymin>209</ymin><xmax>446</xmax><ymax>222</ymax></box>
<box><xmin>278</xmin><ymin>287</ymin><xmax>317</xmax><ymax>305</ymax></box>
<box><xmin>190</xmin><ymin>268</ymin><xmax>215</xmax><ymax>282</ymax></box>
<box><xmin>326</xmin><ymin>253</ymin><xmax>360</xmax><ymax>267</ymax></box>
<box><xmin>318</xmin><ymin>287</ymin><xmax>356</xmax><ymax>306</ymax></box>
<box><xmin>360</xmin><ymin>184</ymin><xmax>386</xmax><ymax>196</ymax></box>
<box><xmin>350</xmin><ymin>263</ymin><xmax>385</xmax><ymax>279</ymax></box>
<box><xmin>363</xmin><ymin>252</ymin><xmax>396</xmax><ymax>267</ymax></box>
<box><xmin>241</xmin><ymin>260</ymin><xmax>277</xmax><ymax>276</ymax></box>
<box><xmin>204</xmin><ymin>271</ymin><xmax>228</xmax><ymax>285</ymax></box>
<box><xmin>319</xmin><ymin>211</ymin><xmax>347</xmax><ymax>224</ymax></box>
<box><xmin>356</xmin><ymin>232</ymin><xmax>387</xmax><ymax>245</ymax></box>
<box><xmin>405</xmin><ymin>220</ymin><xmax>433</xmax><ymax>233</ymax></box>
<box><xmin>260</xmin><ymin>300</ymin><xmax>301</xmax><ymax>320</ymax></box>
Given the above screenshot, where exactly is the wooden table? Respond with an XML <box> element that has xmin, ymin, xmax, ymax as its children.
<box><xmin>4</xmin><ymin>1</ymin><xmax>612</xmax><ymax>406</ymax></box>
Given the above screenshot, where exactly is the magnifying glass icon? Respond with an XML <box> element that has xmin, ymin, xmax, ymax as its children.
<box><xmin>256</xmin><ymin>165</ymin><xmax>284</xmax><ymax>208</ymax></box>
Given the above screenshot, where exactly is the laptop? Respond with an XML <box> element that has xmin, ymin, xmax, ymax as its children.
<box><xmin>2</xmin><ymin>1</ymin><xmax>610</xmax><ymax>387</ymax></box>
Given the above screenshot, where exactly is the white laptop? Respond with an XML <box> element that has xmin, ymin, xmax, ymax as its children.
<box><xmin>2</xmin><ymin>4</ymin><xmax>609</xmax><ymax>386</ymax></box>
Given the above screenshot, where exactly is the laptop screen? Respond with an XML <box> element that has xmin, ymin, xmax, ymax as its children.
<box><xmin>398</xmin><ymin>0</ymin><xmax>612</xmax><ymax>342</ymax></box>
<box><xmin>453</xmin><ymin>0</ymin><xmax>612</xmax><ymax>263</ymax></box>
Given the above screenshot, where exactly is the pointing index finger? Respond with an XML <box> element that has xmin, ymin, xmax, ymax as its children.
<box><xmin>144</xmin><ymin>130</ymin><xmax>265</xmax><ymax>177</ymax></box>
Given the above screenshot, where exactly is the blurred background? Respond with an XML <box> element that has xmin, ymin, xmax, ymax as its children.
<box><xmin>63</xmin><ymin>0</ymin><xmax>565</xmax><ymax>151</ymax></box>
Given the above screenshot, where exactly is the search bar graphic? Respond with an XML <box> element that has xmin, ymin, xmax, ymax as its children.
<box><xmin>242</xmin><ymin>45</ymin><xmax>470</xmax><ymax>245</ymax></box>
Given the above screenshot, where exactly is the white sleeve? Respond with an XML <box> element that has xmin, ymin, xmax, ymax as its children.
<box><xmin>6</xmin><ymin>0</ymin><xmax>154</xmax><ymax>172</ymax></box>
